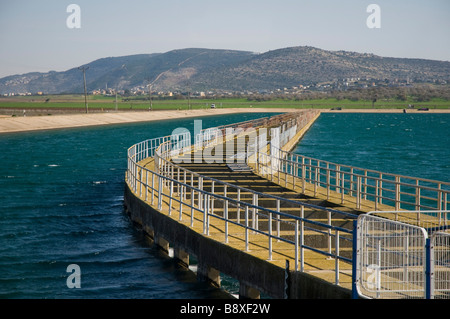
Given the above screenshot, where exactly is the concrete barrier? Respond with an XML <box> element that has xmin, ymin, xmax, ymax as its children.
<box><xmin>123</xmin><ymin>184</ymin><xmax>352</xmax><ymax>299</ymax></box>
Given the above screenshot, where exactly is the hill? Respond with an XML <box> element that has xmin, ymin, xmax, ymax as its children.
<box><xmin>193</xmin><ymin>46</ymin><xmax>449</xmax><ymax>91</ymax></box>
<box><xmin>1</xmin><ymin>46</ymin><xmax>449</xmax><ymax>95</ymax></box>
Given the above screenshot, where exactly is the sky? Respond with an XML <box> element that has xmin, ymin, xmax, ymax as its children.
<box><xmin>0</xmin><ymin>0</ymin><xmax>449</xmax><ymax>78</ymax></box>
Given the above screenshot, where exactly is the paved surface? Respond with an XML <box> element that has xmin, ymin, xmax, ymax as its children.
<box><xmin>138</xmin><ymin>156</ymin><xmax>356</xmax><ymax>291</ymax></box>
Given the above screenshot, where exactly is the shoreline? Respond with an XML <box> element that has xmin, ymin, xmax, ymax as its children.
<box><xmin>0</xmin><ymin>108</ymin><xmax>294</xmax><ymax>135</ymax></box>
<box><xmin>0</xmin><ymin>107</ymin><xmax>449</xmax><ymax>134</ymax></box>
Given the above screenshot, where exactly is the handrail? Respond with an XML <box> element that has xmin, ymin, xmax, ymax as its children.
<box><xmin>128</xmin><ymin>138</ymin><xmax>354</xmax><ymax>283</ymax></box>
<box><xmin>254</xmin><ymin>146</ymin><xmax>450</xmax><ymax>212</ymax></box>
<box><xmin>126</xmin><ymin>112</ymin><xmax>352</xmax><ymax>286</ymax></box>
<box><xmin>126</xmin><ymin>111</ymin><xmax>450</xmax><ymax>290</ymax></box>
<box><xmin>156</xmin><ymin>139</ymin><xmax>358</xmax><ymax>220</ymax></box>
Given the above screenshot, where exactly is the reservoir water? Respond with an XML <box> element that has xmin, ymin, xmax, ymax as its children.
<box><xmin>0</xmin><ymin>111</ymin><xmax>448</xmax><ymax>299</ymax></box>
<box><xmin>0</xmin><ymin>112</ymin><xmax>274</xmax><ymax>299</ymax></box>
<box><xmin>293</xmin><ymin>113</ymin><xmax>449</xmax><ymax>183</ymax></box>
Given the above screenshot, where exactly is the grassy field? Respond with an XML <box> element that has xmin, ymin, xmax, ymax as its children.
<box><xmin>0</xmin><ymin>94</ymin><xmax>449</xmax><ymax>111</ymax></box>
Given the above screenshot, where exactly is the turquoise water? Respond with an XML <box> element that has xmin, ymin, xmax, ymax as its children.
<box><xmin>0</xmin><ymin>112</ymin><xmax>276</xmax><ymax>299</ymax></box>
<box><xmin>293</xmin><ymin>113</ymin><xmax>449</xmax><ymax>183</ymax></box>
<box><xmin>0</xmin><ymin>112</ymin><xmax>448</xmax><ymax>299</ymax></box>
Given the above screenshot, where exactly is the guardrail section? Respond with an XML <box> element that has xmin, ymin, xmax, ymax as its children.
<box><xmin>126</xmin><ymin>112</ymin><xmax>356</xmax><ymax>290</ymax></box>
<box><xmin>253</xmin><ymin>148</ymin><xmax>450</xmax><ymax>212</ymax></box>
<box><xmin>356</xmin><ymin>211</ymin><xmax>450</xmax><ymax>299</ymax></box>
<box><xmin>125</xmin><ymin>111</ymin><xmax>450</xmax><ymax>298</ymax></box>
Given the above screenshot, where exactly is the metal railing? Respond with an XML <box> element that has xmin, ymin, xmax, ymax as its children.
<box><xmin>431</xmin><ymin>231</ymin><xmax>450</xmax><ymax>299</ymax></box>
<box><xmin>253</xmin><ymin>147</ymin><xmax>450</xmax><ymax>212</ymax></box>
<box><xmin>126</xmin><ymin>113</ymin><xmax>355</xmax><ymax>287</ymax></box>
<box><xmin>126</xmin><ymin>112</ymin><xmax>450</xmax><ymax>298</ymax></box>
<box><xmin>356</xmin><ymin>211</ymin><xmax>450</xmax><ymax>299</ymax></box>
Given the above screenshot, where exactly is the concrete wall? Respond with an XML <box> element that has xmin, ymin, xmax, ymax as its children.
<box><xmin>123</xmin><ymin>184</ymin><xmax>352</xmax><ymax>299</ymax></box>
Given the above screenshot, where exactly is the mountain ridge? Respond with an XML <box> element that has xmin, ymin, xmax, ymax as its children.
<box><xmin>1</xmin><ymin>46</ymin><xmax>448</xmax><ymax>95</ymax></box>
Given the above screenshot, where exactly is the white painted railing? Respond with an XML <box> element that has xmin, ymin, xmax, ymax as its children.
<box><xmin>126</xmin><ymin>111</ymin><xmax>450</xmax><ymax>296</ymax></box>
<box><xmin>254</xmin><ymin>147</ymin><xmax>450</xmax><ymax>212</ymax></box>
<box><xmin>356</xmin><ymin>211</ymin><xmax>450</xmax><ymax>299</ymax></box>
<box><xmin>127</xmin><ymin>112</ymin><xmax>354</xmax><ymax>287</ymax></box>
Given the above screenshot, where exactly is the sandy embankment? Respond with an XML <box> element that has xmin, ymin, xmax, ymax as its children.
<box><xmin>0</xmin><ymin>108</ymin><xmax>296</xmax><ymax>134</ymax></box>
<box><xmin>0</xmin><ymin>107</ymin><xmax>448</xmax><ymax>134</ymax></box>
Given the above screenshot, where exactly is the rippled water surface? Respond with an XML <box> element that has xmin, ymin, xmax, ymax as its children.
<box><xmin>0</xmin><ymin>112</ymin><xmax>275</xmax><ymax>299</ymax></box>
<box><xmin>1</xmin><ymin>111</ymin><xmax>448</xmax><ymax>299</ymax></box>
<box><xmin>293</xmin><ymin>113</ymin><xmax>449</xmax><ymax>182</ymax></box>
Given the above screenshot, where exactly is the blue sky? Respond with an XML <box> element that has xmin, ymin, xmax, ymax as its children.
<box><xmin>0</xmin><ymin>0</ymin><xmax>449</xmax><ymax>78</ymax></box>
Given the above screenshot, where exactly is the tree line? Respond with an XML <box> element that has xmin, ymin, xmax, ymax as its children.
<box><xmin>246</xmin><ymin>85</ymin><xmax>450</xmax><ymax>102</ymax></box>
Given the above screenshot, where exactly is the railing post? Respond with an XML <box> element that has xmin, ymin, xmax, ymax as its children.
<box><xmin>169</xmin><ymin>180</ymin><xmax>173</xmax><ymax>216</ymax></box>
<box><xmin>252</xmin><ymin>194</ymin><xmax>258</xmax><ymax>232</ymax></box>
<box><xmin>301</xmin><ymin>157</ymin><xmax>306</xmax><ymax>193</ymax></box>
<box><xmin>375</xmin><ymin>179</ymin><xmax>379</xmax><ymax>211</ymax></box>
<box><xmin>415</xmin><ymin>180</ymin><xmax>420</xmax><ymax>211</ymax></box>
<box><xmin>364</xmin><ymin>171</ymin><xmax>368</xmax><ymax>200</ymax></box>
<box><xmin>134</xmin><ymin>161</ymin><xmax>138</xmax><ymax>192</ymax></box>
<box><xmin>336</xmin><ymin>165</ymin><xmax>340</xmax><ymax>194</ymax></box>
<box><xmin>245</xmin><ymin>206</ymin><xmax>249</xmax><ymax>252</ymax></box>
<box><xmin>237</xmin><ymin>188</ymin><xmax>241</xmax><ymax>224</ymax></box>
<box><xmin>285</xmin><ymin>157</ymin><xmax>288</xmax><ymax>188</ymax></box>
<box><xmin>145</xmin><ymin>169</ymin><xmax>148</xmax><ymax>202</ymax></box>
<box><xmin>425</xmin><ymin>237</ymin><xmax>433</xmax><ymax>299</ymax></box>
<box><xmin>157</xmin><ymin>176</ymin><xmax>163</xmax><ymax>210</ymax></box>
<box><xmin>139</xmin><ymin>166</ymin><xmax>143</xmax><ymax>198</ymax></box>
<box><xmin>268</xmin><ymin>211</ymin><xmax>272</xmax><ymax>260</ymax></box>
<box><xmin>437</xmin><ymin>183</ymin><xmax>442</xmax><ymax>211</ymax></box>
<box><xmin>277</xmin><ymin>155</ymin><xmax>281</xmax><ymax>184</ymax></box>
<box><xmin>183</xmin><ymin>170</ymin><xmax>187</xmax><ymax>200</ymax></box>
<box><xmin>224</xmin><ymin>185</ymin><xmax>228</xmax><ymax>243</ymax></box>
<box><xmin>300</xmin><ymin>205</ymin><xmax>304</xmax><ymax>272</ymax></box>
<box><xmin>206</xmin><ymin>195</ymin><xmax>211</xmax><ymax>236</ymax></box>
<box><xmin>335</xmin><ymin>229</ymin><xmax>340</xmax><ymax>286</ymax></box>
<box><xmin>179</xmin><ymin>183</ymin><xmax>183</xmax><ymax>221</ymax></box>
<box><xmin>293</xmin><ymin>162</ymin><xmax>297</xmax><ymax>191</ymax></box>
<box><xmin>151</xmin><ymin>172</ymin><xmax>155</xmax><ymax>205</ymax></box>
<box><xmin>314</xmin><ymin>166</ymin><xmax>318</xmax><ymax>196</ymax></box>
<box><xmin>351</xmin><ymin>220</ymin><xmax>358</xmax><ymax>299</ymax></box>
<box><xmin>190</xmin><ymin>175</ymin><xmax>194</xmax><ymax>226</ymax></box>
<box><xmin>295</xmin><ymin>219</ymin><xmax>299</xmax><ymax>271</ymax></box>
<box><xmin>356</xmin><ymin>176</ymin><xmax>361</xmax><ymax>209</ymax></box>
<box><xmin>225</xmin><ymin>198</ymin><xmax>229</xmax><ymax>243</ymax></box>
<box><xmin>276</xmin><ymin>199</ymin><xmax>281</xmax><ymax>241</ymax></box>
<box><xmin>326</xmin><ymin>164</ymin><xmax>330</xmax><ymax>200</ymax></box>
<box><xmin>203</xmin><ymin>193</ymin><xmax>208</xmax><ymax>235</ymax></box>
<box><xmin>198</xmin><ymin>176</ymin><xmax>203</xmax><ymax>210</ymax></box>
<box><xmin>177</xmin><ymin>167</ymin><xmax>180</xmax><ymax>194</ymax></box>
<box><xmin>350</xmin><ymin>168</ymin><xmax>354</xmax><ymax>196</ymax></box>
<box><xmin>379</xmin><ymin>173</ymin><xmax>383</xmax><ymax>205</ymax></box>
<box><xmin>211</xmin><ymin>181</ymin><xmax>215</xmax><ymax>215</ymax></box>
<box><xmin>327</xmin><ymin>210</ymin><xmax>332</xmax><ymax>257</ymax></box>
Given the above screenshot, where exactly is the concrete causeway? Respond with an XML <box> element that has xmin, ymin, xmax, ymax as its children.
<box><xmin>123</xmin><ymin>110</ymin><xmax>450</xmax><ymax>299</ymax></box>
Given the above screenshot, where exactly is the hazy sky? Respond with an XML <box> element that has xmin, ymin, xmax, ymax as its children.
<box><xmin>0</xmin><ymin>0</ymin><xmax>449</xmax><ymax>78</ymax></box>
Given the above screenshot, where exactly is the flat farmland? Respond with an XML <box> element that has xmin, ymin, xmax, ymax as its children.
<box><xmin>0</xmin><ymin>95</ymin><xmax>448</xmax><ymax>116</ymax></box>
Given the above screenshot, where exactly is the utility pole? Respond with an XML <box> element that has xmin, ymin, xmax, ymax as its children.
<box><xmin>115</xmin><ymin>90</ymin><xmax>118</xmax><ymax>111</ymax></box>
<box><xmin>188</xmin><ymin>90</ymin><xmax>191</xmax><ymax>110</ymax></box>
<box><xmin>149</xmin><ymin>84</ymin><xmax>153</xmax><ymax>111</ymax></box>
<box><xmin>78</xmin><ymin>66</ymin><xmax>89</xmax><ymax>113</ymax></box>
<box><xmin>146</xmin><ymin>78</ymin><xmax>153</xmax><ymax>111</ymax></box>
